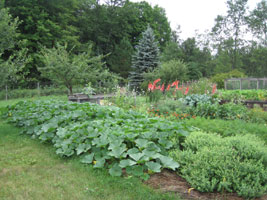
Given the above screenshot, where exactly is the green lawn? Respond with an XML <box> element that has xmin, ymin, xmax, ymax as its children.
<box><xmin>0</xmin><ymin>98</ymin><xmax>180</xmax><ymax>200</ymax></box>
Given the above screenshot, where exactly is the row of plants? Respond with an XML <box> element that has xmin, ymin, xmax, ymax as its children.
<box><xmin>214</xmin><ymin>89</ymin><xmax>267</xmax><ymax>101</ymax></box>
<box><xmin>145</xmin><ymin>94</ymin><xmax>267</xmax><ymax>124</ymax></box>
<box><xmin>4</xmin><ymin>100</ymin><xmax>189</xmax><ymax>180</ymax></box>
<box><xmin>184</xmin><ymin>117</ymin><xmax>267</xmax><ymax>143</ymax></box>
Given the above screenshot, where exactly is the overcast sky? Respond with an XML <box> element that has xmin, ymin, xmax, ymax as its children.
<box><xmin>131</xmin><ymin>0</ymin><xmax>261</xmax><ymax>39</ymax></box>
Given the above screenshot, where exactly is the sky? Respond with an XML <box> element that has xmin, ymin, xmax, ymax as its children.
<box><xmin>131</xmin><ymin>0</ymin><xmax>261</xmax><ymax>40</ymax></box>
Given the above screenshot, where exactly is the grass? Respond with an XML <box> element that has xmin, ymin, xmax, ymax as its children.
<box><xmin>0</xmin><ymin>98</ymin><xmax>181</xmax><ymax>200</ymax></box>
<box><xmin>0</xmin><ymin>95</ymin><xmax>68</xmax><ymax>108</ymax></box>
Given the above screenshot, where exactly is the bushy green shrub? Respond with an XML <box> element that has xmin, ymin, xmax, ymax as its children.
<box><xmin>170</xmin><ymin>132</ymin><xmax>267</xmax><ymax>198</ymax></box>
<box><xmin>211</xmin><ymin>70</ymin><xmax>246</xmax><ymax>89</ymax></box>
<box><xmin>142</xmin><ymin>59</ymin><xmax>188</xmax><ymax>89</ymax></box>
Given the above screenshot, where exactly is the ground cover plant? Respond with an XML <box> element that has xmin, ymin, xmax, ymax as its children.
<box><xmin>0</xmin><ymin>122</ymin><xmax>181</xmax><ymax>200</ymax></box>
<box><xmin>4</xmin><ymin>100</ymin><xmax>189</xmax><ymax>180</ymax></box>
<box><xmin>170</xmin><ymin>132</ymin><xmax>267</xmax><ymax>199</ymax></box>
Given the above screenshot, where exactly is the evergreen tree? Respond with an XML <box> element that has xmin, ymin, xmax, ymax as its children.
<box><xmin>129</xmin><ymin>25</ymin><xmax>159</xmax><ymax>89</ymax></box>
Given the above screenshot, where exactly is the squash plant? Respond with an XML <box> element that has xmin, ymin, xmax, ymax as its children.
<box><xmin>5</xmin><ymin>100</ymin><xmax>189</xmax><ymax>180</ymax></box>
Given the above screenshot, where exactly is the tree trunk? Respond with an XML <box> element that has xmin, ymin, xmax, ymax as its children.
<box><xmin>68</xmin><ymin>85</ymin><xmax>73</xmax><ymax>95</ymax></box>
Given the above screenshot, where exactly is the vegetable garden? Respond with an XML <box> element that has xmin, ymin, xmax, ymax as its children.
<box><xmin>2</xmin><ymin>78</ymin><xmax>267</xmax><ymax>199</ymax></box>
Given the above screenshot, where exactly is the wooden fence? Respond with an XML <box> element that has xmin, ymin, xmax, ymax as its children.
<box><xmin>224</xmin><ymin>78</ymin><xmax>267</xmax><ymax>90</ymax></box>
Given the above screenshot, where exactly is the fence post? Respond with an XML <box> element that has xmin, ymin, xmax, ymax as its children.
<box><xmin>5</xmin><ymin>85</ymin><xmax>8</xmax><ymax>101</ymax></box>
<box><xmin>37</xmin><ymin>82</ymin><xmax>40</xmax><ymax>97</ymax></box>
<box><xmin>257</xmin><ymin>80</ymin><xmax>259</xmax><ymax>90</ymax></box>
<box><xmin>224</xmin><ymin>80</ymin><xmax>227</xmax><ymax>90</ymax></box>
<box><xmin>240</xmin><ymin>79</ymin><xmax>242</xmax><ymax>90</ymax></box>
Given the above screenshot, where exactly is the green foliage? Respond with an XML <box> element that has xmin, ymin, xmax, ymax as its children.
<box><xmin>0</xmin><ymin>48</ymin><xmax>29</xmax><ymax>88</ymax></box>
<box><xmin>5</xmin><ymin>100</ymin><xmax>189</xmax><ymax>179</ymax></box>
<box><xmin>4</xmin><ymin>0</ymin><xmax>80</xmax><ymax>83</ymax></box>
<box><xmin>108</xmin><ymin>87</ymin><xmax>136</xmax><ymax>110</ymax></box>
<box><xmin>107</xmin><ymin>37</ymin><xmax>134</xmax><ymax>78</ymax></box>
<box><xmin>187</xmin><ymin>102</ymin><xmax>248</xmax><ymax>120</ymax></box>
<box><xmin>180</xmin><ymin>94</ymin><xmax>216</xmax><ymax>107</ymax></box>
<box><xmin>160</xmin><ymin>41</ymin><xmax>183</xmax><ymax>63</ymax></box>
<box><xmin>129</xmin><ymin>25</ymin><xmax>160</xmax><ymax>89</ymax></box>
<box><xmin>149</xmin><ymin>99</ymin><xmax>188</xmax><ymax>117</ymax></box>
<box><xmin>246</xmin><ymin>0</ymin><xmax>267</xmax><ymax>46</ymax></box>
<box><xmin>184</xmin><ymin>117</ymin><xmax>267</xmax><ymax>142</ymax></box>
<box><xmin>211</xmin><ymin>69</ymin><xmax>246</xmax><ymax>89</ymax></box>
<box><xmin>170</xmin><ymin>132</ymin><xmax>267</xmax><ymax>198</ymax></box>
<box><xmin>157</xmin><ymin>60</ymin><xmax>188</xmax><ymax>84</ymax></box>
<box><xmin>82</xmin><ymin>82</ymin><xmax>96</xmax><ymax>97</ymax></box>
<box><xmin>248</xmin><ymin>106</ymin><xmax>267</xmax><ymax>124</ymax></box>
<box><xmin>0</xmin><ymin>122</ymin><xmax>181</xmax><ymax>200</ymax></box>
<box><xmin>0</xmin><ymin>8</ymin><xmax>19</xmax><ymax>54</ymax></box>
<box><xmin>39</xmin><ymin>44</ymin><xmax>107</xmax><ymax>94</ymax></box>
<box><xmin>215</xmin><ymin>89</ymin><xmax>267</xmax><ymax>101</ymax></box>
<box><xmin>186</xmin><ymin>78</ymin><xmax>215</xmax><ymax>95</ymax></box>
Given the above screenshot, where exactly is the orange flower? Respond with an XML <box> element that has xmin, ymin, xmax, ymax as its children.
<box><xmin>160</xmin><ymin>84</ymin><xmax>165</xmax><ymax>92</ymax></box>
<box><xmin>212</xmin><ymin>84</ymin><xmax>217</xmax><ymax>94</ymax></box>
<box><xmin>184</xmin><ymin>86</ymin><xmax>190</xmax><ymax>95</ymax></box>
<box><xmin>166</xmin><ymin>84</ymin><xmax>171</xmax><ymax>91</ymax></box>
<box><xmin>148</xmin><ymin>83</ymin><xmax>153</xmax><ymax>91</ymax></box>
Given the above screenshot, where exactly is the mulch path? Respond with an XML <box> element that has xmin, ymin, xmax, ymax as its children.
<box><xmin>145</xmin><ymin>169</ymin><xmax>267</xmax><ymax>200</ymax></box>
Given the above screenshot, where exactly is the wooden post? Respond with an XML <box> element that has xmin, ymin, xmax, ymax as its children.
<box><xmin>5</xmin><ymin>85</ymin><xmax>8</xmax><ymax>101</ymax></box>
<box><xmin>257</xmin><ymin>80</ymin><xmax>259</xmax><ymax>90</ymax></box>
<box><xmin>240</xmin><ymin>79</ymin><xmax>242</xmax><ymax>90</ymax></box>
<box><xmin>224</xmin><ymin>80</ymin><xmax>227</xmax><ymax>90</ymax></box>
<box><xmin>37</xmin><ymin>82</ymin><xmax>40</xmax><ymax>97</ymax></box>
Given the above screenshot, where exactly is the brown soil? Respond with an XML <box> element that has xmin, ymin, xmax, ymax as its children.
<box><xmin>145</xmin><ymin>169</ymin><xmax>267</xmax><ymax>200</ymax></box>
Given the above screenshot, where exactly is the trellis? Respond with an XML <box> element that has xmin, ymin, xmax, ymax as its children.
<box><xmin>224</xmin><ymin>78</ymin><xmax>267</xmax><ymax>90</ymax></box>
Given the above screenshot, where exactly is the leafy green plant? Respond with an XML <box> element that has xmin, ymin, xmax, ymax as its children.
<box><xmin>5</xmin><ymin>100</ymin><xmax>189</xmax><ymax>180</ymax></box>
<box><xmin>215</xmin><ymin>89</ymin><xmax>267</xmax><ymax>101</ymax></box>
<box><xmin>248</xmin><ymin>106</ymin><xmax>267</xmax><ymax>124</ymax></box>
<box><xmin>186</xmin><ymin>78</ymin><xmax>215</xmax><ymax>95</ymax></box>
<box><xmin>180</xmin><ymin>94</ymin><xmax>216</xmax><ymax>107</ymax></box>
<box><xmin>170</xmin><ymin>132</ymin><xmax>267</xmax><ymax>199</ymax></box>
<box><xmin>82</xmin><ymin>82</ymin><xmax>96</xmax><ymax>97</ymax></box>
<box><xmin>187</xmin><ymin>102</ymin><xmax>249</xmax><ymax>120</ymax></box>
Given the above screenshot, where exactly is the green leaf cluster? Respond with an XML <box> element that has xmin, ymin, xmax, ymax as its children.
<box><xmin>170</xmin><ymin>131</ymin><xmax>267</xmax><ymax>199</ymax></box>
<box><xmin>5</xmin><ymin>100</ymin><xmax>189</xmax><ymax>179</ymax></box>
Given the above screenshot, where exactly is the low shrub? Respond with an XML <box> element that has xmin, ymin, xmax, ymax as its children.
<box><xmin>170</xmin><ymin>132</ymin><xmax>267</xmax><ymax>198</ymax></box>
